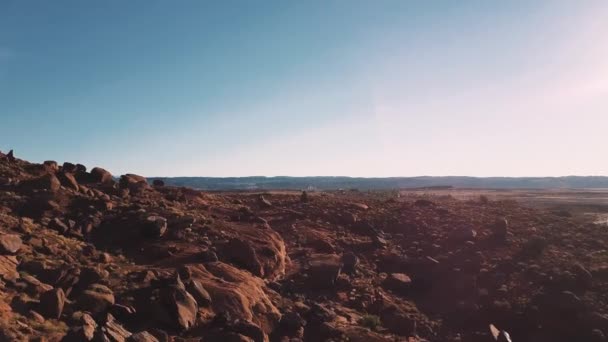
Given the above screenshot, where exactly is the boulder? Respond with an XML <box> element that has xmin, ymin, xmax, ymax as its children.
<box><xmin>43</xmin><ymin>160</ymin><xmax>59</xmax><ymax>172</ymax></box>
<box><xmin>78</xmin><ymin>283</ymin><xmax>115</xmax><ymax>314</ymax></box>
<box><xmin>58</xmin><ymin>171</ymin><xmax>79</xmax><ymax>191</ymax></box>
<box><xmin>190</xmin><ymin>263</ymin><xmax>281</xmax><ymax>336</ymax></box>
<box><xmin>306</xmin><ymin>254</ymin><xmax>342</xmax><ymax>289</ymax></box>
<box><xmin>95</xmin><ymin>313</ymin><xmax>132</xmax><ymax>341</ymax></box>
<box><xmin>158</xmin><ymin>276</ymin><xmax>198</xmax><ymax>330</ymax></box>
<box><xmin>382</xmin><ymin>273</ymin><xmax>413</xmax><ymax>295</ymax></box>
<box><xmin>49</xmin><ymin>217</ymin><xmax>71</xmax><ymax>234</ymax></box>
<box><xmin>142</xmin><ymin>216</ymin><xmax>167</xmax><ymax>238</ymax></box>
<box><xmin>91</xmin><ymin>167</ymin><xmax>114</xmax><ymax>184</ymax></box>
<box><xmin>62</xmin><ymin>162</ymin><xmax>77</xmax><ymax>173</ymax></box>
<box><xmin>38</xmin><ymin>288</ymin><xmax>66</xmax><ymax>319</ymax></box>
<box><xmin>64</xmin><ymin>311</ymin><xmax>97</xmax><ymax>341</ymax></box>
<box><xmin>22</xmin><ymin>174</ymin><xmax>61</xmax><ymax>192</ymax></box>
<box><xmin>119</xmin><ymin>174</ymin><xmax>148</xmax><ymax>189</ymax></box>
<box><xmin>0</xmin><ymin>234</ymin><xmax>22</xmax><ymax>254</ymax></box>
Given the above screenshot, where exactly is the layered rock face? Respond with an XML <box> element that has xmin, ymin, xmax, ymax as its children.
<box><xmin>1</xmin><ymin>149</ymin><xmax>607</xmax><ymax>341</ymax></box>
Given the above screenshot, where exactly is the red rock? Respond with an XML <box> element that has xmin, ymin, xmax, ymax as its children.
<box><xmin>0</xmin><ymin>233</ymin><xmax>22</xmax><ymax>254</ymax></box>
<box><xmin>38</xmin><ymin>288</ymin><xmax>66</xmax><ymax>319</ymax></box>
<box><xmin>90</xmin><ymin>167</ymin><xmax>114</xmax><ymax>184</ymax></box>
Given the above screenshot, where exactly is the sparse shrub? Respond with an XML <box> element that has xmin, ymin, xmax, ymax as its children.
<box><xmin>479</xmin><ymin>195</ymin><xmax>489</xmax><ymax>204</ymax></box>
<box><xmin>359</xmin><ymin>314</ymin><xmax>381</xmax><ymax>331</ymax></box>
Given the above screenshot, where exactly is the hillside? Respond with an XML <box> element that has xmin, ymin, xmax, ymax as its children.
<box><xmin>1</xmin><ymin>149</ymin><xmax>608</xmax><ymax>341</ymax></box>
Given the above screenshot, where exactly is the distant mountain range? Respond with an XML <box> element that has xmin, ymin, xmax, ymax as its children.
<box><xmin>148</xmin><ymin>176</ymin><xmax>608</xmax><ymax>190</ymax></box>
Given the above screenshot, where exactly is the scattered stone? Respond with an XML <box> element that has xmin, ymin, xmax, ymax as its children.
<box><xmin>0</xmin><ymin>233</ymin><xmax>22</xmax><ymax>254</ymax></box>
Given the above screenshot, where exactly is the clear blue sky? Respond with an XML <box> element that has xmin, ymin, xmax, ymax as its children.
<box><xmin>1</xmin><ymin>1</ymin><xmax>607</xmax><ymax>177</ymax></box>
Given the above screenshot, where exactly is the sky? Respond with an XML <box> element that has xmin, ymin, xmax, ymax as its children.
<box><xmin>1</xmin><ymin>1</ymin><xmax>607</xmax><ymax>177</ymax></box>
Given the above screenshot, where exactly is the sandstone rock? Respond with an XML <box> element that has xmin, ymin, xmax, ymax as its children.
<box><xmin>21</xmin><ymin>274</ymin><xmax>53</xmax><ymax>295</ymax></box>
<box><xmin>43</xmin><ymin>160</ymin><xmax>59</xmax><ymax>172</ymax></box>
<box><xmin>128</xmin><ymin>331</ymin><xmax>159</xmax><ymax>342</ymax></box>
<box><xmin>62</xmin><ymin>162</ymin><xmax>77</xmax><ymax>173</ymax></box>
<box><xmin>142</xmin><ymin>216</ymin><xmax>167</xmax><ymax>238</ymax></box>
<box><xmin>64</xmin><ymin>311</ymin><xmax>98</xmax><ymax>341</ymax></box>
<box><xmin>49</xmin><ymin>218</ymin><xmax>69</xmax><ymax>234</ymax></box>
<box><xmin>38</xmin><ymin>288</ymin><xmax>66</xmax><ymax>319</ymax></box>
<box><xmin>382</xmin><ymin>273</ymin><xmax>413</xmax><ymax>295</ymax></box>
<box><xmin>110</xmin><ymin>304</ymin><xmax>137</xmax><ymax>323</ymax></box>
<box><xmin>306</xmin><ymin>254</ymin><xmax>342</xmax><ymax>289</ymax></box>
<box><xmin>91</xmin><ymin>167</ymin><xmax>114</xmax><ymax>184</ymax></box>
<box><xmin>119</xmin><ymin>174</ymin><xmax>149</xmax><ymax>193</ymax></box>
<box><xmin>78</xmin><ymin>284</ymin><xmax>115</xmax><ymax>314</ymax></box>
<box><xmin>190</xmin><ymin>263</ymin><xmax>281</xmax><ymax>336</ymax></box>
<box><xmin>58</xmin><ymin>171</ymin><xmax>79</xmax><ymax>191</ymax></box>
<box><xmin>0</xmin><ymin>233</ymin><xmax>22</xmax><ymax>254</ymax></box>
<box><xmin>158</xmin><ymin>276</ymin><xmax>198</xmax><ymax>330</ymax></box>
<box><xmin>222</xmin><ymin>238</ymin><xmax>263</xmax><ymax>276</ymax></box>
<box><xmin>22</xmin><ymin>174</ymin><xmax>61</xmax><ymax>192</ymax></box>
<box><xmin>186</xmin><ymin>279</ymin><xmax>212</xmax><ymax>307</ymax></box>
<box><xmin>96</xmin><ymin>313</ymin><xmax>132</xmax><ymax>341</ymax></box>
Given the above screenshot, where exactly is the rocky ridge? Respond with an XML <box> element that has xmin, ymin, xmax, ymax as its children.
<box><xmin>1</xmin><ymin>149</ymin><xmax>608</xmax><ymax>341</ymax></box>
